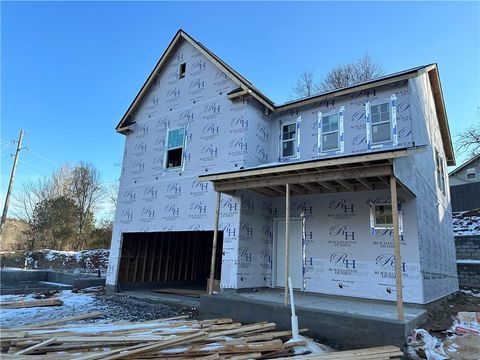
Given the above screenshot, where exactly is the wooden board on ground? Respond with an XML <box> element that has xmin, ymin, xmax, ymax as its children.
<box><xmin>151</xmin><ymin>288</ymin><xmax>206</xmax><ymax>297</ymax></box>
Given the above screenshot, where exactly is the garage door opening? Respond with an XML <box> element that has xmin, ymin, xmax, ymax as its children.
<box><xmin>117</xmin><ymin>231</ymin><xmax>223</xmax><ymax>292</ymax></box>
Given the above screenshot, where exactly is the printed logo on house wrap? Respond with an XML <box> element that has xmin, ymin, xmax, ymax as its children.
<box><xmin>189</xmin><ymin>78</ymin><xmax>205</xmax><ymax>95</ymax></box>
<box><xmin>220</xmin><ymin>198</ymin><xmax>238</xmax><ymax>217</ymax></box>
<box><xmin>241</xmin><ymin>197</ymin><xmax>254</xmax><ymax>214</ymax></box>
<box><xmin>214</xmin><ymin>70</ymin><xmax>229</xmax><ymax>86</ymax></box>
<box><xmin>122</xmin><ymin>190</ymin><xmax>136</xmax><ymax>204</ymax></box>
<box><xmin>120</xmin><ymin>208</ymin><xmax>134</xmax><ymax>223</ymax></box>
<box><xmin>143</xmin><ymin>186</ymin><xmax>158</xmax><ymax>201</ymax></box>
<box><xmin>374</xmin><ymin>254</ymin><xmax>407</xmax><ymax>279</ymax></box>
<box><xmin>293</xmin><ymin>200</ymin><xmax>313</xmax><ymax>218</ymax></box>
<box><xmin>240</xmin><ymin>221</ymin><xmax>253</xmax><ymax>240</ymax></box>
<box><xmin>163</xmin><ymin>203</ymin><xmax>180</xmax><ymax>220</ymax></box>
<box><xmin>256</xmin><ymin>123</ymin><xmax>269</xmax><ymax>142</ymax></box>
<box><xmin>201</xmin><ymin>122</ymin><xmax>220</xmax><ymax>140</ymax></box>
<box><xmin>228</xmin><ymin>138</ymin><xmax>248</xmax><ymax>156</ymax></box>
<box><xmin>255</xmin><ymin>145</ymin><xmax>269</xmax><ymax>161</ymax></box>
<box><xmin>152</xmin><ymin>156</ymin><xmax>164</xmax><ymax>171</ymax></box>
<box><xmin>328</xmin><ymin>225</ymin><xmax>357</xmax><ymax>247</ymax></box>
<box><xmin>168</xmin><ymin>69</ymin><xmax>179</xmax><ymax>83</ymax></box>
<box><xmin>155</xmin><ymin>118</ymin><xmax>170</xmax><ymax>133</ymax></box>
<box><xmin>203</xmin><ymin>101</ymin><xmax>221</xmax><ymax>120</ymax></box>
<box><xmin>262</xmin><ymin>202</ymin><xmax>278</xmax><ymax>217</ymax></box>
<box><xmin>165</xmin><ymin>182</ymin><xmax>182</xmax><ymax>199</ymax></box>
<box><xmin>140</xmin><ymin>206</ymin><xmax>156</xmax><ymax>223</ymax></box>
<box><xmin>220</xmin><ymin>222</ymin><xmax>237</xmax><ymax>238</ymax></box>
<box><xmin>230</xmin><ymin>115</ymin><xmax>248</xmax><ymax>134</ymax></box>
<box><xmin>190</xmin><ymin>59</ymin><xmax>206</xmax><ymax>75</ymax></box>
<box><xmin>328</xmin><ymin>252</ymin><xmax>364</xmax><ymax>277</ymax></box>
<box><xmin>200</xmin><ymin>144</ymin><xmax>219</xmax><ymax>161</ymax></box>
<box><xmin>179</xmin><ymin>109</ymin><xmax>194</xmax><ymax>125</ymax></box>
<box><xmin>166</xmin><ymin>87</ymin><xmax>181</xmax><ymax>102</ymax></box>
<box><xmin>327</xmin><ymin>199</ymin><xmax>355</xmax><ymax>219</ymax></box>
<box><xmin>189</xmin><ymin>200</ymin><xmax>208</xmax><ymax>219</ymax></box>
<box><xmin>135</xmin><ymin>124</ymin><xmax>149</xmax><ymax>138</ymax></box>
<box><xmin>133</xmin><ymin>142</ymin><xmax>147</xmax><ymax>156</ymax></box>
<box><xmin>188</xmin><ymin>224</ymin><xmax>202</xmax><ymax>231</ymax></box>
<box><xmin>190</xmin><ymin>180</ymin><xmax>209</xmax><ymax>196</ymax></box>
<box><xmin>132</xmin><ymin>160</ymin><xmax>145</xmax><ymax>175</ymax></box>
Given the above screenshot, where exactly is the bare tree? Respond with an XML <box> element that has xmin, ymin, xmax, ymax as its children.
<box><xmin>292</xmin><ymin>53</ymin><xmax>384</xmax><ymax>98</ymax></box>
<box><xmin>456</xmin><ymin>120</ymin><xmax>480</xmax><ymax>158</ymax></box>
<box><xmin>68</xmin><ymin>162</ymin><xmax>105</xmax><ymax>250</ymax></box>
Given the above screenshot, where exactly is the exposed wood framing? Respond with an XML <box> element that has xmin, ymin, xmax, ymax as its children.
<box><xmin>335</xmin><ymin>180</ymin><xmax>355</xmax><ymax>192</ymax></box>
<box><xmin>390</xmin><ymin>176</ymin><xmax>404</xmax><ymax>321</ymax></box>
<box><xmin>208</xmin><ymin>192</ymin><xmax>222</xmax><ymax>295</ymax></box>
<box><xmin>284</xmin><ymin>184</ymin><xmax>290</xmax><ymax>306</ymax></box>
<box><xmin>214</xmin><ymin>165</ymin><xmax>392</xmax><ymax>193</ymax></box>
<box><xmin>355</xmin><ymin>177</ymin><xmax>373</xmax><ymax>190</ymax></box>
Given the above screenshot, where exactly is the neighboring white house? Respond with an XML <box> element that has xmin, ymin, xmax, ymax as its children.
<box><xmin>449</xmin><ymin>154</ymin><xmax>480</xmax><ymax>186</ymax></box>
<box><xmin>106</xmin><ymin>30</ymin><xmax>458</xmax><ymax>307</ymax></box>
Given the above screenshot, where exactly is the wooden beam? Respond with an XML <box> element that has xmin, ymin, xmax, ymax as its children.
<box><xmin>200</xmin><ymin>148</ymin><xmax>424</xmax><ymax>183</ymax></box>
<box><xmin>253</xmin><ymin>187</ymin><xmax>279</xmax><ymax>197</ymax></box>
<box><xmin>284</xmin><ymin>184</ymin><xmax>290</xmax><ymax>306</ymax></box>
<box><xmin>335</xmin><ymin>180</ymin><xmax>355</xmax><ymax>192</ymax></box>
<box><xmin>317</xmin><ymin>181</ymin><xmax>337</xmax><ymax>192</ymax></box>
<box><xmin>378</xmin><ymin>176</ymin><xmax>390</xmax><ymax>187</ymax></box>
<box><xmin>215</xmin><ymin>165</ymin><xmax>392</xmax><ymax>192</ymax></box>
<box><xmin>208</xmin><ymin>191</ymin><xmax>222</xmax><ymax>295</ymax></box>
<box><xmin>356</xmin><ymin>177</ymin><xmax>373</xmax><ymax>190</ymax></box>
<box><xmin>290</xmin><ymin>184</ymin><xmax>305</xmax><ymax>195</ymax></box>
<box><xmin>300</xmin><ymin>183</ymin><xmax>322</xmax><ymax>193</ymax></box>
<box><xmin>390</xmin><ymin>176</ymin><xmax>404</xmax><ymax>321</ymax></box>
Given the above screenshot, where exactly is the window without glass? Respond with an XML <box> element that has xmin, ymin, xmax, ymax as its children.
<box><xmin>321</xmin><ymin>114</ymin><xmax>339</xmax><ymax>151</ymax></box>
<box><xmin>371</xmin><ymin>103</ymin><xmax>391</xmax><ymax>144</ymax></box>
<box><xmin>179</xmin><ymin>63</ymin><xmax>186</xmax><ymax>79</ymax></box>
<box><xmin>281</xmin><ymin>123</ymin><xmax>296</xmax><ymax>158</ymax></box>
<box><xmin>166</xmin><ymin>128</ymin><xmax>185</xmax><ymax>169</ymax></box>
<box><xmin>466</xmin><ymin>168</ymin><xmax>477</xmax><ymax>180</ymax></box>
<box><xmin>373</xmin><ymin>204</ymin><xmax>393</xmax><ymax>228</ymax></box>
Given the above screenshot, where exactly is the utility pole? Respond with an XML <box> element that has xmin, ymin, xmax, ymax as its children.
<box><xmin>0</xmin><ymin>129</ymin><xmax>25</xmax><ymax>241</ymax></box>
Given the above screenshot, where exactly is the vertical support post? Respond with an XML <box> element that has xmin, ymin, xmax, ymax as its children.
<box><xmin>284</xmin><ymin>183</ymin><xmax>290</xmax><ymax>305</ymax></box>
<box><xmin>208</xmin><ymin>191</ymin><xmax>222</xmax><ymax>295</ymax></box>
<box><xmin>390</xmin><ymin>175</ymin><xmax>404</xmax><ymax>321</ymax></box>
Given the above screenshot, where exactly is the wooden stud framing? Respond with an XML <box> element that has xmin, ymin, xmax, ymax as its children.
<box><xmin>317</xmin><ymin>181</ymin><xmax>337</xmax><ymax>192</ymax></box>
<box><xmin>284</xmin><ymin>184</ymin><xmax>290</xmax><ymax>306</ymax></box>
<box><xmin>335</xmin><ymin>180</ymin><xmax>355</xmax><ymax>192</ymax></box>
<box><xmin>208</xmin><ymin>191</ymin><xmax>222</xmax><ymax>295</ymax></box>
<box><xmin>355</xmin><ymin>177</ymin><xmax>373</xmax><ymax>190</ymax></box>
<box><xmin>390</xmin><ymin>175</ymin><xmax>404</xmax><ymax>321</ymax></box>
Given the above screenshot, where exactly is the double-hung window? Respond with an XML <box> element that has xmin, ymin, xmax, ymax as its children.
<box><xmin>321</xmin><ymin>114</ymin><xmax>339</xmax><ymax>151</ymax></box>
<box><xmin>435</xmin><ymin>149</ymin><xmax>445</xmax><ymax>193</ymax></box>
<box><xmin>281</xmin><ymin>123</ymin><xmax>296</xmax><ymax>158</ymax></box>
<box><xmin>165</xmin><ymin>128</ymin><xmax>185</xmax><ymax>169</ymax></box>
<box><xmin>371</xmin><ymin>103</ymin><xmax>391</xmax><ymax>144</ymax></box>
<box><xmin>372</xmin><ymin>204</ymin><xmax>393</xmax><ymax>229</ymax></box>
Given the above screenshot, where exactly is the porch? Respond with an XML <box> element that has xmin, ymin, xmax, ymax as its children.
<box><xmin>200</xmin><ymin>288</ymin><xmax>427</xmax><ymax>349</ymax></box>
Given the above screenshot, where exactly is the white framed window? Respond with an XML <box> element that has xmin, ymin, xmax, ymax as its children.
<box><xmin>281</xmin><ymin>122</ymin><xmax>297</xmax><ymax>158</ymax></box>
<box><xmin>466</xmin><ymin>168</ymin><xmax>477</xmax><ymax>180</ymax></box>
<box><xmin>165</xmin><ymin>127</ymin><xmax>185</xmax><ymax>169</ymax></box>
<box><xmin>372</xmin><ymin>204</ymin><xmax>393</xmax><ymax>229</ymax></box>
<box><xmin>321</xmin><ymin>113</ymin><xmax>339</xmax><ymax>151</ymax></box>
<box><xmin>435</xmin><ymin>149</ymin><xmax>445</xmax><ymax>193</ymax></box>
<box><xmin>370</xmin><ymin>102</ymin><xmax>392</xmax><ymax>144</ymax></box>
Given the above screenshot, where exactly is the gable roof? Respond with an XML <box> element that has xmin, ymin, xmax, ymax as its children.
<box><xmin>449</xmin><ymin>154</ymin><xmax>480</xmax><ymax>176</ymax></box>
<box><xmin>116</xmin><ymin>30</ymin><xmax>455</xmax><ymax>166</ymax></box>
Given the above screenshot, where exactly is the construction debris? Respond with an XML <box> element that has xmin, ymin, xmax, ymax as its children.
<box><xmin>0</xmin><ymin>313</ymin><xmax>403</xmax><ymax>359</ymax></box>
<box><xmin>1</xmin><ymin>298</ymin><xmax>63</xmax><ymax>309</ymax></box>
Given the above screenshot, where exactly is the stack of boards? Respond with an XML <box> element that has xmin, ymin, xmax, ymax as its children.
<box><xmin>0</xmin><ymin>312</ymin><xmax>403</xmax><ymax>359</ymax></box>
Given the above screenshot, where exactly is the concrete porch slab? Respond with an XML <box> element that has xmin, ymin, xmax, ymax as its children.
<box><xmin>200</xmin><ymin>289</ymin><xmax>427</xmax><ymax>349</ymax></box>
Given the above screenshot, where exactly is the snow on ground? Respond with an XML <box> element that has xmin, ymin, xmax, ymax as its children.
<box><xmin>457</xmin><ymin>259</ymin><xmax>480</xmax><ymax>265</ymax></box>
<box><xmin>453</xmin><ymin>209</ymin><xmax>480</xmax><ymax>236</ymax></box>
<box><xmin>0</xmin><ymin>290</ymin><xmax>99</xmax><ymax>328</ymax></box>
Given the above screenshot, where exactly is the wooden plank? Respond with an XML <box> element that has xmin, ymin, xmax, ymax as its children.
<box><xmin>14</xmin><ymin>312</ymin><xmax>103</xmax><ymax>330</ymax></box>
<box><xmin>317</xmin><ymin>181</ymin><xmax>337</xmax><ymax>192</ymax></box>
<box><xmin>132</xmin><ymin>238</ymin><xmax>141</xmax><ymax>283</ymax></box>
<box><xmin>355</xmin><ymin>177</ymin><xmax>373</xmax><ymax>190</ymax></box>
<box><xmin>15</xmin><ymin>338</ymin><xmax>57</xmax><ymax>355</ymax></box>
<box><xmin>156</xmin><ymin>236</ymin><xmax>164</xmax><ymax>282</ymax></box>
<box><xmin>335</xmin><ymin>180</ymin><xmax>355</xmax><ymax>191</ymax></box>
<box><xmin>200</xmin><ymin>148</ymin><xmax>423</xmax><ymax>182</ymax></box>
<box><xmin>149</xmin><ymin>235</ymin><xmax>157</xmax><ymax>282</ymax></box>
<box><xmin>208</xmin><ymin>191</ymin><xmax>222</xmax><ymax>295</ymax></box>
<box><xmin>215</xmin><ymin>165</ymin><xmax>392</xmax><ymax>192</ymax></box>
<box><xmin>284</xmin><ymin>183</ymin><xmax>290</xmax><ymax>305</ymax></box>
<box><xmin>1</xmin><ymin>299</ymin><xmax>63</xmax><ymax>309</ymax></box>
<box><xmin>164</xmin><ymin>234</ymin><xmax>171</xmax><ymax>281</ymax></box>
<box><xmin>141</xmin><ymin>237</ymin><xmax>149</xmax><ymax>283</ymax></box>
<box><xmin>390</xmin><ymin>175</ymin><xmax>404</xmax><ymax>321</ymax></box>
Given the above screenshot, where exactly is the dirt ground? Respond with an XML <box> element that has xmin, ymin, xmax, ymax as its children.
<box><xmin>420</xmin><ymin>289</ymin><xmax>480</xmax><ymax>337</ymax></box>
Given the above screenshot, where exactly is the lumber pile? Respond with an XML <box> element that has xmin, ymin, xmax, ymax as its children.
<box><xmin>1</xmin><ymin>298</ymin><xmax>63</xmax><ymax>309</ymax></box>
<box><xmin>0</xmin><ymin>313</ymin><xmax>403</xmax><ymax>359</ymax></box>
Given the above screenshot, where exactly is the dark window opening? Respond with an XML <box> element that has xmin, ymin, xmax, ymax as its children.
<box><xmin>166</xmin><ymin>148</ymin><xmax>183</xmax><ymax>168</ymax></box>
<box><xmin>179</xmin><ymin>62</ymin><xmax>186</xmax><ymax>79</ymax></box>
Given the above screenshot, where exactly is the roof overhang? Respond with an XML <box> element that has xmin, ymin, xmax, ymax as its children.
<box><xmin>199</xmin><ymin>148</ymin><xmax>423</xmax><ymax>197</ymax></box>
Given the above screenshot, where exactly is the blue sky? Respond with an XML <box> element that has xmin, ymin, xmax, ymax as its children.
<box><xmin>1</xmin><ymin>1</ymin><xmax>479</xmax><ymax>218</ymax></box>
